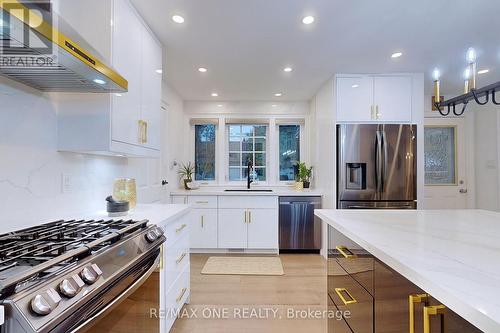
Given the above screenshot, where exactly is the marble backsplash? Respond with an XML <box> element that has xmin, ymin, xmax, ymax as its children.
<box><xmin>0</xmin><ymin>77</ymin><xmax>161</xmax><ymax>232</ymax></box>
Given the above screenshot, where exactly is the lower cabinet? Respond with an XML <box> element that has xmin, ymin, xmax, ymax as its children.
<box><xmin>327</xmin><ymin>225</ymin><xmax>484</xmax><ymax>333</ymax></box>
<box><xmin>218</xmin><ymin>208</ymin><xmax>278</xmax><ymax>249</ymax></box>
<box><xmin>190</xmin><ymin>209</ymin><xmax>218</xmax><ymax>249</ymax></box>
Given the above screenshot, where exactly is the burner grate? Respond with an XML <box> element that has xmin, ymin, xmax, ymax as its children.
<box><xmin>0</xmin><ymin>219</ymin><xmax>148</xmax><ymax>298</ymax></box>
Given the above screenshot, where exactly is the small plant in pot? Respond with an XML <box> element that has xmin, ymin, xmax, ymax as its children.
<box><xmin>296</xmin><ymin>162</ymin><xmax>313</xmax><ymax>189</ymax></box>
<box><xmin>178</xmin><ymin>162</ymin><xmax>195</xmax><ymax>190</ymax></box>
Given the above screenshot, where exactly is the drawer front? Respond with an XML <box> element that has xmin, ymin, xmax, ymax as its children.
<box><xmin>328</xmin><ymin>259</ymin><xmax>373</xmax><ymax>333</ymax></box>
<box><xmin>164</xmin><ymin>267</ymin><xmax>190</xmax><ymax>332</ymax></box>
<box><xmin>187</xmin><ymin>195</ymin><xmax>218</xmax><ymax>208</ymax></box>
<box><xmin>171</xmin><ymin>195</ymin><xmax>188</xmax><ymax>204</ymax></box>
<box><xmin>334</xmin><ymin>246</ymin><xmax>374</xmax><ymax>296</ymax></box>
<box><xmin>164</xmin><ymin>214</ymin><xmax>189</xmax><ymax>246</ymax></box>
<box><xmin>328</xmin><ymin>296</ymin><xmax>353</xmax><ymax>333</ymax></box>
<box><xmin>164</xmin><ymin>233</ymin><xmax>190</xmax><ymax>290</ymax></box>
<box><xmin>218</xmin><ymin>195</ymin><xmax>277</xmax><ymax>209</ymax></box>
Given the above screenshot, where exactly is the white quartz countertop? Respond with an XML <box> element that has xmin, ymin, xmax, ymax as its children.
<box><xmin>315</xmin><ymin>209</ymin><xmax>500</xmax><ymax>333</ymax></box>
<box><xmin>170</xmin><ymin>187</ymin><xmax>323</xmax><ymax>197</ymax></box>
<box><xmin>85</xmin><ymin>203</ymin><xmax>191</xmax><ymax>226</ymax></box>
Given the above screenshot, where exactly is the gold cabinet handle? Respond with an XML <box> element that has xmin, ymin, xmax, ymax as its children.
<box><xmin>176</xmin><ymin>252</ymin><xmax>187</xmax><ymax>264</ymax></box>
<box><xmin>335</xmin><ymin>288</ymin><xmax>357</xmax><ymax>305</ymax></box>
<box><xmin>409</xmin><ymin>294</ymin><xmax>429</xmax><ymax>333</ymax></box>
<box><xmin>176</xmin><ymin>287</ymin><xmax>187</xmax><ymax>303</ymax></box>
<box><xmin>195</xmin><ymin>201</ymin><xmax>209</xmax><ymax>204</ymax></box>
<box><xmin>138</xmin><ymin>120</ymin><xmax>144</xmax><ymax>144</ymax></box>
<box><xmin>159</xmin><ymin>244</ymin><xmax>164</xmax><ymax>270</ymax></box>
<box><xmin>376</xmin><ymin>105</ymin><xmax>381</xmax><ymax>119</ymax></box>
<box><xmin>143</xmin><ymin>121</ymin><xmax>148</xmax><ymax>143</ymax></box>
<box><xmin>201</xmin><ymin>215</ymin><xmax>204</xmax><ymax>228</ymax></box>
<box><xmin>176</xmin><ymin>224</ymin><xmax>187</xmax><ymax>233</ymax></box>
<box><xmin>248</xmin><ymin>210</ymin><xmax>252</xmax><ymax>223</ymax></box>
<box><xmin>371</xmin><ymin>105</ymin><xmax>375</xmax><ymax>119</ymax></box>
<box><xmin>424</xmin><ymin>305</ymin><xmax>446</xmax><ymax>333</ymax></box>
<box><xmin>244</xmin><ymin>210</ymin><xmax>248</xmax><ymax>223</ymax></box>
<box><xmin>336</xmin><ymin>245</ymin><xmax>357</xmax><ymax>259</ymax></box>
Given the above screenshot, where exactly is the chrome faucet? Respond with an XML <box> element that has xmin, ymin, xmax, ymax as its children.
<box><xmin>247</xmin><ymin>160</ymin><xmax>253</xmax><ymax>189</ymax></box>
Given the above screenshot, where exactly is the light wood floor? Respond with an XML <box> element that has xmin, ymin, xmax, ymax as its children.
<box><xmin>171</xmin><ymin>254</ymin><xmax>327</xmax><ymax>333</ymax></box>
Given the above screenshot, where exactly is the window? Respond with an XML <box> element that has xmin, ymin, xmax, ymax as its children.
<box><xmin>228</xmin><ymin>124</ymin><xmax>267</xmax><ymax>181</ymax></box>
<box><xmin>424</xmin><ymin>126</ymin><xmax>456</xmax><ymax>185</ymax></box>
<box><xmin>194</xmin><ymin>124</ymin><xmax>216</xmax><ymax>181</ymax></box>
<box><xmin>279</xmin><ymin>125</ymin><xmax>300</xmax><ymax>181</ymax></box>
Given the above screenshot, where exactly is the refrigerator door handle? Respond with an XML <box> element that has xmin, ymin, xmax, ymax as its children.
<box><xmin>375</xmin><ymin>130</ymin><xmax>383</xmax><ymax>193</ymax></box>
<box><xmin>382</xmin><ymin>129</ymin><xmax>388</xmax><ymax>193</ymax></box>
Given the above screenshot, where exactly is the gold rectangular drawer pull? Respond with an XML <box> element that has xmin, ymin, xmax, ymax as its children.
<box><xmin>195</xmin><ymin>201</ymin><xmax>209</xmax><ymax>204</ymax></box>
<box><xmin>248</xmin><ymin>211</ymin><xmax>252</xmax><ymax>223</ymax></box>
<box><xmin>201</xmin><ymin>215</ymin><xmax>204</xmax><ymax>228</ymax></box>
<box><xmin>334</xmin><ymin>288</ymin><xmax>357</xmax><ymax>305</ymax></box>
<box><xmin>159</xmin><ymin>245</ymin><xmax>164</xmax><ymax>270</ymax></box>
<box><xmin>423</xmin><ymin>305</ymin><xmax>446</xmax><ymax>333</ymax></box>
<box><xmin>176</xmin><ymin>287</ymin><xmax>187</xmax><ymax>303</ymax></box>
<box><xmin>176</xmin><ymin>224</ymin><xmax>187</xmax><ymax>233</ymax></box>
<box><xmin>244</xmin><ymin>211</ymin><xmax>248</xmax><ymax>223</ymax></box>
<box><xmin>176</xmin><ymin>252</ymin><xmax>187</xmax><ymax>264</ymax></box>
<box><xmin>336</xmin><ymin>245</ymin><xmax>357</xmax><ymax>259</ymax></box>
<box><xmin>409</xmin><ymin>294</ymin><xmax>429</xmax><ymax>333</ymax></box>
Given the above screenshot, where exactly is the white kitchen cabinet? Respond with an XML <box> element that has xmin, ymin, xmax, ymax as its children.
<box><xmin>247</xmin><ymin>208</ymin><xmax>278</xmax><ymax>249</ymax></box>
<box><xmin>218</xmin><ymin>209</ymin><xmax>248</xmax><ymax>248</ymax></box>
<box><xmin>336</xmin><ymin>76</ymin><xmax>374</xmax><ymax>122</ymax></box>
<box><xmin>336</xmin><ymin>75</ymin><xmax>413</xmax><ymax>123</ymax></box>
<box><xmin>373</xmin><ymin>76</ymin><xmax>412</xmax><ymax>122</ymax></box>
<box><xmin>190</xmin><ymin>209</ymin><xmax>218</xmax><ymax>249</ymax></box>
<box><xmin>171</xmin><ymin>195</ymin><xmax>188</xmax><ymax>205</ymax></box>
<box><xmin>57</xmin><ymin>0</ymin><xmax>162</xmax><ymax>157</ymax></box>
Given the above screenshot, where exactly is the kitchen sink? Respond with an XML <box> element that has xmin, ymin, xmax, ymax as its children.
<box><xmin>224</xmin><ymin>189</ymin><xmax>274</xmax><ymax>192</ymax></box>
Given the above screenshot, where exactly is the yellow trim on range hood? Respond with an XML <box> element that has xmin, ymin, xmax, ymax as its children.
<box><xmin>0</xmin><ymin>0</ymin><xmax>128</xmax><ymax>91</ymax></box>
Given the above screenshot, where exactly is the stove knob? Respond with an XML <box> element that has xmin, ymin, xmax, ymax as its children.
<box><xmin>31</xmin><ymin>294</ymin><xmax>51</xmax><ymax>315</ymax></box>
<box><xmin>31</xmin><ymin>288</ymin><xmax>61</xmax><ymax>316</ymax></box>
<box><xmin>145</xmin><ymin>230</ymin><xmax>158</xmax><ymax>243</ymax></box>
<box><xmin>80</xmin><ymin>264</ymin><xmax>102</xmax><ymax>285</ymax></box>
<box><xmin>59</xmin><ymin>274</ymin><xmax>84</xmax><ymax>298</ymax></box>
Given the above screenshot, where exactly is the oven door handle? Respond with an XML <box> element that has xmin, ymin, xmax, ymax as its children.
<box><xmin>70</xmin><ymin>254</ymin><xmax>160</xmax><ymax>333</ymax></box>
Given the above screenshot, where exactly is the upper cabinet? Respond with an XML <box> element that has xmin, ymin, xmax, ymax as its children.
<box><xmin>57</xmin><ymin>0</ymin><xmax>163</xmax><ymax>158</ymax></box>
<box><xmin>336</xmin><ymin>74</ymin><xmax>413</xmax><ymax>123</ymax></box>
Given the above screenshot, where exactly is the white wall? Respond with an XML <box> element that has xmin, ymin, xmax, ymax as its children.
<box><xmin>0</xmin><ymin>77</ymin><xmax>162</xmax><ymax>232</ymax></box>
<box><xmin>162</xmin><ymin>83</ymin><xmax>187</xmax><ymax>193</ymax></box>
<box><xmin>472</xmin><ymin>104</ymin><xmax>500</xmax><ymax>211</ymax></box>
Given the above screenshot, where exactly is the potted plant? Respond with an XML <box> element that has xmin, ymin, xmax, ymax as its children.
<box><xmin>178</xmin><ymin>162</ymin><xmax>195</xmax><ymax>190</ymax></box>
<box><xmin>295</xmin><ymin>162</ymin><xmax>313</xmax><ymax>189</ymax></box>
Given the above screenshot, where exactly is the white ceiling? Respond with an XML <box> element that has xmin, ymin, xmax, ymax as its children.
<box><xmin>131</xmin><ymin>0</ymin><xmax>500</xmax><ymax>101</ymax></box>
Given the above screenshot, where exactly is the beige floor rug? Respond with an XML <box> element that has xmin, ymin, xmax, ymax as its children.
<box><xmin>201</xmin><ymin>256</ymin><xmax>284</xmax><ymax>276</ymax></box>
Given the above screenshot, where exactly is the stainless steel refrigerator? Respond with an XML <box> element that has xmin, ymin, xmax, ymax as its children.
<box><xmin>337</xmin><ymin>124</ymin><xmax>417</xmax><ymax>209</ymax></box>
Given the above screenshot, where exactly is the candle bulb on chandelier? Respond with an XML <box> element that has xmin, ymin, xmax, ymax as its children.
<box><xmin>432</xmin><ymin>69</ymin><xmax>441</xmax><ymax>104</ymax></box>
<box><xmin>466</xmin><ymin>47</ymin><xmax>477</xmax><ymax>90</ymax></box>
<box><xmin>464</xmin><ymin>68</ymin><xmax>471</xmax><ymax>94</ymax></box>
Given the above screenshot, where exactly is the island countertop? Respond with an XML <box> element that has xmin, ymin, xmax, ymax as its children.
<box><xmin>314</xmin><ymin>209</ymin><xmax>500</xmax><ymax>333</ymax></box>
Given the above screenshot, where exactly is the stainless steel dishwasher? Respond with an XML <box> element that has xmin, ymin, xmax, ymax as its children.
<box><xmin>279</xmin><ymin>196</ymin><xmax>322</xmax><ymax>252</ymax></box>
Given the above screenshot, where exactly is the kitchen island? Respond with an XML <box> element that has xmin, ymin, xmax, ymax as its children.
<box><xmin>315</xmin><ymin>209</ymin><xmax>500</xmax><ymax>333</ymax></box>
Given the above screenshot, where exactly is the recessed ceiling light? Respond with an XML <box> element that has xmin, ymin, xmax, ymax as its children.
<box><xmin>155</xmin><ymin>69</ymin><xmax>162</xmax><ymax>74</ymax></box>
<box><xmin>211</xmin><ymin>93</ymin><xmax>218</xmax><ymax>97</ymax></box>
<box><xmin>217</xmin><ymin>104</ymin><xmax>223</xmax><ymax>107</ymax></box>
<box><xmin>283</xmin><ymin>67</ymin><xmax>293</xmax><ymax>72</ymax></box>
<box><xmin>391</xmin><ymin>52</ymin><xmax>403</xmax><ymax>58</ymax></box>
<box><xmin>172</xmin><ymin>15</ymin><xmax>185</xmax><ymax>24</ymax></box>
<box><xmin>478</xmin><ymin>69</ymin><xmax>490</xmax><ymax>75</ymax></box>
<box><xmin>198</xmin><ymin>67</ymin><xmax>208</xmax><ymax>73</ymax></box>
<box><xmin>274</xmin><ymin>93</ymin><xmax>282</xmax><ymax>97</ymax></box>
<box><xmin>272</xmin><ymin>104</ymin><xmax>277</xmax><ymax>107</ymax></box>
<box><xmin>302</xmin><ymin>16</ymin><xmax>315</xmax><ymax>25</ymax></box>
<box><xmin>351</xmin><ymin>84</ymin><xmax>359</xmax><ymax>88</ymax></box>
<box><xmin>93</xmin><ymin>79</ymin><xmax>106</xmax><ymax>85</ymax></box>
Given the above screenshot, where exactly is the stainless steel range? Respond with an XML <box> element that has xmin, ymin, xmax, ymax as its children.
<box><xmin>0</xmin><ymin>219</ymin><xmax>165</xmax><ymax>333</ymax></box>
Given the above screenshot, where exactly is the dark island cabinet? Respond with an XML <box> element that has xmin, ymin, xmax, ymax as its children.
<box><xmin>327</xmin><ymin>225</ymin><xmax>484</xmax><ymax>333</ymax></box>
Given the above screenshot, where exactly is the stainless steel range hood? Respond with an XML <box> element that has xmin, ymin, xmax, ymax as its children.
<box><xmin>0</xmin><ymin>0</ymin><xmax>127</xmax><ymax>92</ymax></box>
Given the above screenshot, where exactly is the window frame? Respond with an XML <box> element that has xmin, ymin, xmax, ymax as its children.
<box><xmin>225</xmin><ymin>123</ymin><xmax>270</xmax><ymax>185</ymax></box>
<box><xmin>191</xmin><ymin>123</ymin><xmax>218</xmax><ymax>185</ymax></box>
<box><xmin>276</xmin><ymin>123</ymin><xmax>305</xmax><ymax>185</ymax></box>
